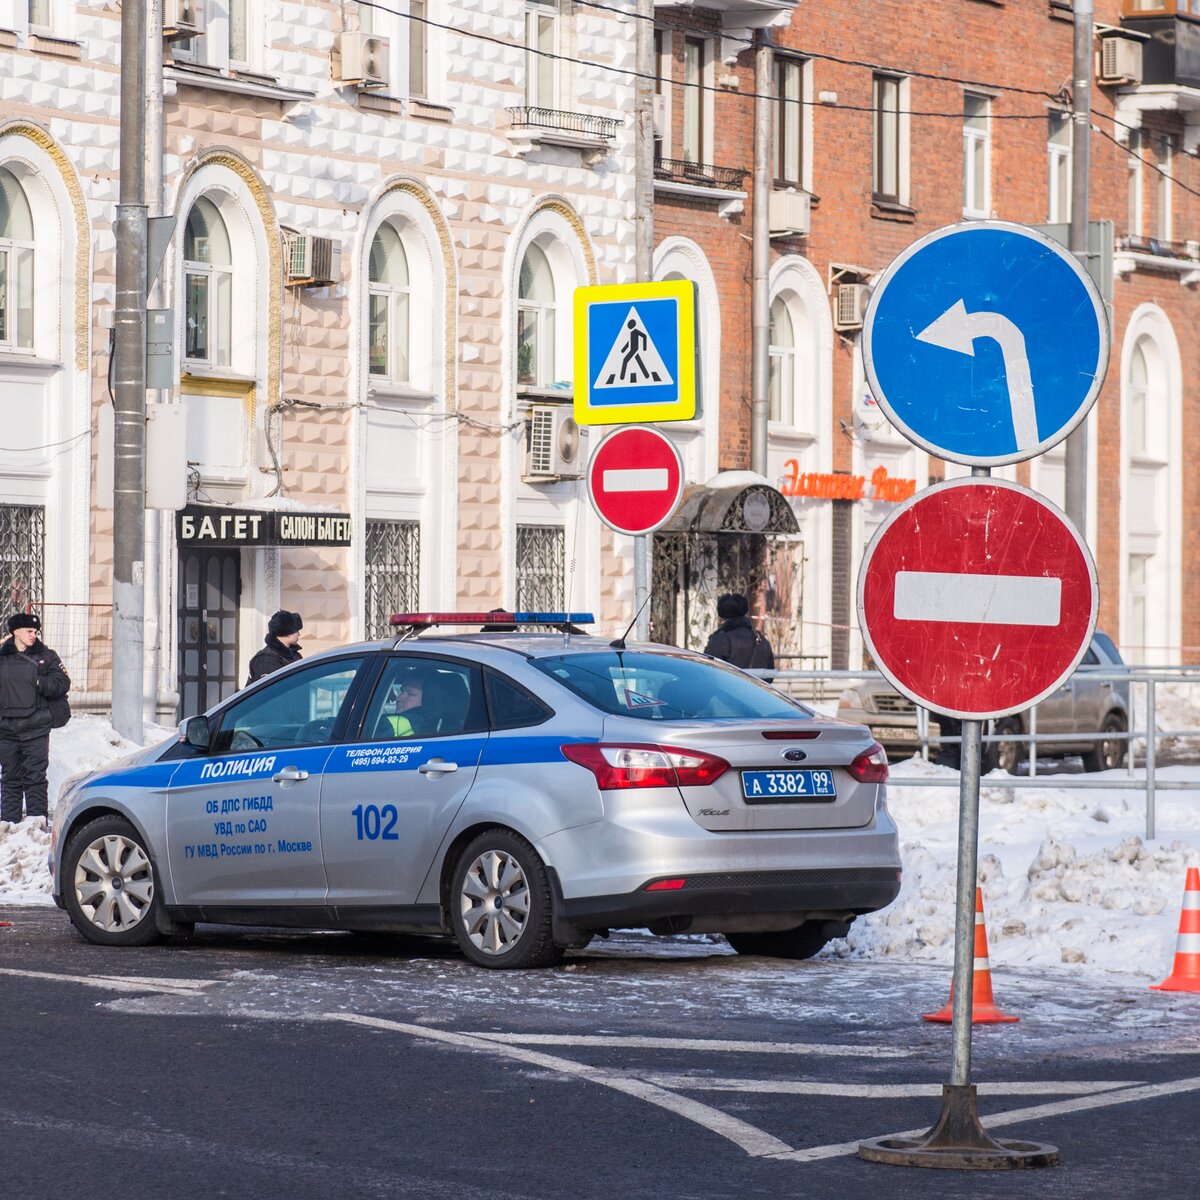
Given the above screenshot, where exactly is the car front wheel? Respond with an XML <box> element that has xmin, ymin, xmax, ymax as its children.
<box><xmin>63</xmin><ymin>815</ymin><xmax>162</xmax><ymax>947</ymax></box>
<box><xmin>449</xmin><ymin>829</ymin><xmax>563</xmax><ymax>969</ymax></box>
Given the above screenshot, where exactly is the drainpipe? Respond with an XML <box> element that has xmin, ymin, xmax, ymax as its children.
<box><xmin>750</xmin><ymin>30</ymin><xmax>772</xmax><ymax>478</ymax></box>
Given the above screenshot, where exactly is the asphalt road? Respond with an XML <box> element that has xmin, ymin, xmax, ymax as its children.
<box><xmin>1</xmin><ymin>906</ymin><xmax>1197</xmax><ymax>1199</ymax></box>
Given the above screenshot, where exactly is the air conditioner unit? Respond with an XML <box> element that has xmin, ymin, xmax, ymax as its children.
<box><xmin>652</xmin><ymin>94</ymin><xmax>667</xmax><ymax>139</ymax></box>
<box><xmin>163</xmin><ymin>0</ymin><xmax>204</xmax><ymax>40</ymax></box>
<box><xmin>285</xmin><ymin>235</ymin><xmax>336</xmax><ymax>287</ymax></box>
<box><xmin>834</xmin><ymin>282</ymin><xmax>871</xmax><ymax>331</ymax></box>
<box><xmin>769</xmin><ymin>189</ymin><xmax>811</xmax><ymax>237</ymax></box>
<box><xmin>1098</xmin><ymin>37</ymin><xmax>1143</xmax><ymax>86</ymax></box>
<box><xmin>524</xmin><ymin>405</ymin><xmax>583</xmax><ymax>481</ymax></box>
<box><xmin>333</xmin><ymin>31</ymin><xmax>390</xmax><ymax>88</ymax></box>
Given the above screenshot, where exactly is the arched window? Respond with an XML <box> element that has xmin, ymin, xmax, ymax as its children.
<box><xmin>1127</xmin><ymin>340</ymin><xmax>1148</xmax><ymax>458</ymax></box>
<box><xmin>517</xmin><ymin>241</ymin><xmax>556</xmax><ymax>387</ymax></box>
<box><xmin>183</xmin><ymin>196</ymin><xmax>233</xmax><ymax>367</ymax></box>
<box><xmin>768</xmin><ymin>294</ymin><xmax>795</xmax><ymax>424</ymax></box>
<box><xmin>368</xmin><ymin>223</ymin><xmax>411</xmax><ymax>382</ymax></box>
<box><xmin>0</xmin><ymin>167</ymin><xmax>34</xmax><ymax>350</ymax></box>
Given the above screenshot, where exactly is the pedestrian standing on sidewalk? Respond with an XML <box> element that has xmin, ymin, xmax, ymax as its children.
<box><xmin>0</xmin><ymin>613</ymin><xmax>70</xmax><ymax>827</ymax></box>
<box><xmin>246</xmin><ymin>610</ymin><xmax>303</xmax><ymax>685</ymax></box>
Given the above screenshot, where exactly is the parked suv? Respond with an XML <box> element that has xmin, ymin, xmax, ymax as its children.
<box><xmin>836</xmin><ymin>632</ymin><xmax>1130</xmax><ymax>772</ymax></box>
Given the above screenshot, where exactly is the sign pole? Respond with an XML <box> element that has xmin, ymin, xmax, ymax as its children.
<box><xmin>634</xmin><ymin>534</ymin><xmax>650</xmax><ymax>640</ymax></box>
<box><xmin>950</xmin><ymin>717</ymin><xmax>983</xmax><ymax>1087</ymax></box>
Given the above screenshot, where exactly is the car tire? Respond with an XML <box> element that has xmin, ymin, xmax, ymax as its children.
<box><xmin>1082</xmin><ymin>712</ymin><xmax>1127</xmax><ymax>773</ymax></box>
<box><xmin>63</xmin><ymin>815</ymin><xmax>163</xmax><ymax>947</ymax></box>
<box><xmin>985</xmin><ymin>716</ymin><xmax>1024</xmax><ymax>774</ymax></box>
<box><xmin>724</xmin><ymin>923</ymin><xmax>836</xmax><ymax>961</ymax></box>
<box><xmin>449</xmin><ymin>829</ymin><xmax>563</xmax><ymax>969</ymax></box>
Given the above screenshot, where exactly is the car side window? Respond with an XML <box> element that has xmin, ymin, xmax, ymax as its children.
<box><xmin>211</xmin><ymin>658</ymin><xmax>365</xmax><ymax>754</ymax></box>
<box><xmin>485</xmin><ymin>670</ymin><xmax>553</xmax><ymax>730</ymax></box>
<box><xmin>361</xmin><ymin>656</ymin><xmax>487</xmax><ymax>741</ymax></box>
<box><xmin>1081</xmin><ymin>648</ymin><xmax>1100</xmax><ymax>666</ymax></box>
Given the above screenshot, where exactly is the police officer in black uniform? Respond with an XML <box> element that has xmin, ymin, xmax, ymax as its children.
<box><xmin>0</xmin><ymin>612</ymin><xmax>70</xmax><ymax>825</ymax></box>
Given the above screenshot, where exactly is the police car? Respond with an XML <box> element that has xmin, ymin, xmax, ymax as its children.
<box><xmin>50</xmin><ymin>613</ymin><xmax>901</xmax><ymax>969</ymax></box>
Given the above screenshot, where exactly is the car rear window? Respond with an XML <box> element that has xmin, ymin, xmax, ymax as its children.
<box><xmin>531</xmin><ymin>650</ymin><xmax>812</xmax><ymax>722</ymax></box>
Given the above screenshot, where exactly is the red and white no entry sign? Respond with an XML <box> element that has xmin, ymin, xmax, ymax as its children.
<box><xmin>857</xmin><ymin>477</ymin><xmax>1098</xmax><ymax>719</ymax></box>
<box><xmin>586</xmin><ymin>425</ymin><xmax>685</xmax><ymax>536</ymax></box>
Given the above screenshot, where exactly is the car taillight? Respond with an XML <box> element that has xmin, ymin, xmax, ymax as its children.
<box><xmin>560</xmin><ymin>743</ymin><xmax>730</xmax><ymax>790</ymax></box>
<box><xmin>847</xmin><ymin>741</ymin><xmax>889</xmax><ymax>784</ymax></box>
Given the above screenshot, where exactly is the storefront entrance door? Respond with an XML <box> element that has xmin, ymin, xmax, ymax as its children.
<box><xmin>177</xmin><ymin>549</ymin><xmax>241</xmax><ymax>719</ymax></box>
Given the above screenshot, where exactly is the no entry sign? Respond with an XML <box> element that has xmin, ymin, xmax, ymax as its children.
<box><xmin>857</xmin><ymin>478</ymin><xmax>1098</xmax><ymax>719</ymax></box>
<box><xmin>586</xmin><ymin>425</ymin><xmax>685</xmax><ymax>536</ymax></box>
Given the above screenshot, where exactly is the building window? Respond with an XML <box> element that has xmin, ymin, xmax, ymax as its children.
<box><xmin>517</xmin><ymin>242</ymin><xmax>556</xmax><ymax>387</ymax></box>
<box><xmin>1128</xmin><ymin>130</ymin><xmax>1143</xmax><ymax>239</ymax></box>
<box><xmin>1048</xmin><ymin>111</ymin><xmax>1072</xmax><ymax>224</ymax></box>
<box><xmin>516</xmin><ymin>525</ymin><xmax>565</xmax><ymax>611</ymax></box>
<box><xmin>360</xmin><ymin>0</ymin><xmax>426</xmax><ymax>97</ymax></box>
<box><xmin>682</xmin><ymin>36</ymin><xmax>706</xmax><ymax>163</ymax></box>
<box><xmin>183</xmin><ymin>196</ymin><xmax>233</xmax><ymax>368</ymax></box>
<box><xmin>1127</xmin><ymin>553</ymin><xmax>1148</xmax><ymax>662</ymax></box>
<box><xmin>872</xmin><ymin>74</ymin><xmax>904</xmax><ymax>203</ymax></box>
<box><xmin>654</xmin><ymin>29</ymin><xmax>669</xmax><ymax>159</ymax></box>
<box><xmin>229</xmin><ymin>0</ymin><xmax>248</xmax><ymax>65</ymax></box>
<box><xmin>1156</xmin><ymin>134</ymin><xmax>1175</xmax><ymax>242</ymax></box>
<box><xmin>963</xmin><ymin>93</ymin><xmax>991</xmax><ymax>217</ymax></box>
<box><xmin>768</xmin><ymin>296</ymin><xmax>795</xmax><ymax>424</ymax></box>
<box><xmin>774</xmin><ymin>57</ymin><xmax>806</xmax><ymax>188</ymax></box>
<box><xmin>1128</xmin><ymin>340</ymin><xmax>1148</xmax><ymax>457</ymax></box>
<box><xmin>409</xmin><ymin>0</ymin><xmax>427</xmax><ymax>98</ymax></box>
<box><xmin>0</xmin><ymin>167</ymin><xmax>35</xmax><ymax>351</ymax></box>
<box><xmin>27</xmin><ymin>0</ymin><xmax>51</xmax><ymax>31</ymax></box>
<box><xmin>368</xmin><ymin>223</ymin><xmax>411</xmax><ymax>382</ymax></box>
<box><xmin>364</xmin><ymin>519</ymin><xmax>421</xmax><ymax>640</ymax></box>
<box><xmin>0</xmin><ymin>504</ymin><xmax>44</xmax><ymax>611</ymax></box>
<box><xmin>525</xmin><ymin>0</ymin><xmax>559</xmax><ymax>108</ymax></box>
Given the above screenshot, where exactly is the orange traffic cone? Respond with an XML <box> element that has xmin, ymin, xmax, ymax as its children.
<box><xmin>1151</xmin><ymin>867</ymin><xmax>1200</xmax><ymax>993</ymax></box>
<box><xmin>923</xmin><ymin>887</ymin><xmax>1019</xmax><ymax>1024</ymax></box>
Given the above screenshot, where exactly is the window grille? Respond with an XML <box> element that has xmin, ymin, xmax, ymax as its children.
<box><xmin>0</xmin><ymin>504</ymin><xmax>44</xmax><ymax>611</ymax></box>
<box><xmin>515</xmin><ymin>524</ymin><xmax>565</xmax><ymax>612</ymax></box>
<box><xmin>364</xmin><ymin>519</ymin><xmax>420</xmax><ymax>639</ymax></box>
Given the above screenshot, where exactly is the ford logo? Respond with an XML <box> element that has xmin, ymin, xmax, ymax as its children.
<box><xmin>782</xmin><ymin>748</ymin><xmax>807</xmax><ymax>762</ymax></box>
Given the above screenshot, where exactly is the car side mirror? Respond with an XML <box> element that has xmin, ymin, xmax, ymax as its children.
<box><xmin>180</xmin><ymin>715</ymin><xmax>211</xmax><ymax>749</ymax></box>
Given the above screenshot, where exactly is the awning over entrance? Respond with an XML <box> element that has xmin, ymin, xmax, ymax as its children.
<box><xmin>659</xmin><ymin>471</ymin><xmax>799</xmax><ymax>536</ymax></box>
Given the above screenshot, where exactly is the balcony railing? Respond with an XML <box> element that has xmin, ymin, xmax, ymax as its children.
<box><xmin>654</xmin><ymin>156</ymin><xmax>748</xmax><ymax>191</ymax></box>
<box><xmin>1119</xmin><ymin>233</ymin><xmax>1200</xmax><ymax>260</ymax></box>
<box><xmin>506</xmin><ymin>106</ymin><xmax>622</xmax><ymax>139</ymax></box>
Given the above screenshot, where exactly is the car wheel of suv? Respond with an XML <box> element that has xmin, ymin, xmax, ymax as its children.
<box><xmin>63</xmin><ymin>815</ymin><xmax>162</xmax><ymax>947</ymax></box>
<box><xmin>449</xmin><ymin>829</ymin><xmax>563</xmax><ymax>969</ymax></box>
<box><xmin>1082</xmin><ymin>712</ymin><xmax>1127</xmax><ymax>772</ymax></box>
<box><xmin>985</xmin><ymin>716</ymin><xmax>1024</xmax><ymax>774</ymax></box>
<box><xmin>724</xmin><ymin>923</ymin><xmax>835</xmax><ymax>961</ymax></box>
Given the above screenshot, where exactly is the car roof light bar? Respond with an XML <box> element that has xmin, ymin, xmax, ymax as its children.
<box><xmin>389</xmin><ymin>611</ymin><xmax>596</xmax><ymax>630</ymax></box>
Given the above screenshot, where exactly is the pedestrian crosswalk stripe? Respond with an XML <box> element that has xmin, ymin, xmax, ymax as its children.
<box><xmin>594</xmin><ymin>306</ymin><xmax>675</xmax><ymax>389</ymax></box>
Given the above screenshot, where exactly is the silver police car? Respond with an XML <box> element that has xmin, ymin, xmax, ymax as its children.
<box><xmin>51</xmin><ymin>613</ymin><xmax>901</xmax><ymax>969</ymax></box>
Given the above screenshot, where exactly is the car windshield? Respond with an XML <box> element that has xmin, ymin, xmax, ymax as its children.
<box><xmin>531</xmin><ymin>650</ymin><xmax>812</xmax><ymax>722</ymax></box>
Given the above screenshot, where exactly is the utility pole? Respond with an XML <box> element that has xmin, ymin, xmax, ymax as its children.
<box><xmin>1064</xmin><ymin>0</ymin><xmax>1092</xmax><ymax>535</ymax></box>
<box><xmin>112</xmin><ymin>0</ymin><xmax>148</xmax><ymax>742</ymax></box>
<box><xmin>750</xmin><ymin>31</ymin><xmax>772</xmax><ymax>478</ymax></box>
<box><xmin>633</xmin><ymin>0</ymin><xmax>655</xmax><ymax>640</ymax></box>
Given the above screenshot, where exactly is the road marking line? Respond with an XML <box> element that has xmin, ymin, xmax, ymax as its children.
<box><xmin>463</xmin><ymin>1032</ymin><xmax>911</xmax><ymax>1058</ymax></box>
<box><xmin>641</xmin><ymin>1076</ymin><xmax>1142</xmax><ymax>1098</ymax></box>
<box><xmin>893</xmin><ymin>571</ymin><xmax>1061</xmax><ymax>626</ymax></box>
<box><xmin>768</xmin><ymin>1075</ymin><xmax>1200</xmax><ymax>1163</ymax></box>
<box><xmin>603</xmin><ymin>468</ymin><xmax>668</xmax><ymax>493</ymax></box>
<box><xmin>324</xmin><ymin>1013</ymin><xmax>795</xmax><ymax>1159</ymax></box>
<box><xmin>0</xmin><ymin>966</ymin><xmax>213</xmax><ymax>997</ymax></box>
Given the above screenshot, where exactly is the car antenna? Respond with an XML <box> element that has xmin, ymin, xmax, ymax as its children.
<box><xmin>610</xmin><ymin>596</ymin><xmax>650</xmax><ymax>651</ymax></box>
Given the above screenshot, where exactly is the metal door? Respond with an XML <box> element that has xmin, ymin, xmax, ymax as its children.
<box><xmin>178</xmin><ymin>549</ymin><xmax>240</xmax><ymax>718</ymax></box>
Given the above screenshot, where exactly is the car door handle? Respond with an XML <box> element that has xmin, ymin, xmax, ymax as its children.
<box><xmin>419</xmin><ymin>760</ymin><xmax>458</xmax><ymax>775</ymax></box>
<box><xmin>273</xmin><ymin>766</ymin><xmax>309</xmax><ymax>782</ymax></box>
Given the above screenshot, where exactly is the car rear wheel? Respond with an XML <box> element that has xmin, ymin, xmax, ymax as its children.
<box><xmin>449</xmin><ymin>829</ymin><xmax>563</xmax><ymax>969</ymax></box>
<box><xmin>1082</xmin><ymin>712</ymin><xmax>1127</xmax><ymax>772</ymax></box>
<box><xmin>724</xmin><ymin>923</ymin><xmax>836</xmax><ymax>961</ymax></box>
<box><xmin>984</xmin><ymin>716</ymin><xmax>1024</xmax><ymax>774</ymax></box>
<box><xmin>63</xmin><ymin>815</ymin><xmax>162</xmax><ymax>947</ymax></box>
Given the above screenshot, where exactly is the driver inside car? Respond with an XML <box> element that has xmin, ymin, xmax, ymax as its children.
<box><xmin>383</xmin><ymin>677</ymin><xmax>426</xmax><ymax>738</ymax></box>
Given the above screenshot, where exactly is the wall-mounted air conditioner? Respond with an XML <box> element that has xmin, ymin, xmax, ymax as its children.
<box><xmin>834</xmin><ymin>282</ymin><xmax>871</xmax><ymax>331</ymax></box>
<box><xmin>163</xmin><ymin>0</ymin><xmax>204</xmax><ymax>40</ymax></box>
<box><xmin>286</xmin><ymin>235</ymin><xmax>336</xmax><ymax>287</ymax></box>
<box><xmin>1098</xmin><ymin>36</ymin><xmax>1143</xmax><ymax>86</ymax></box>
<box><xmin>524</xmin><ymin>405</ymin><xmax>583</xmax><ymax>481</ymax></box>
<box><xmin>333</xmin><ymin>31</ymin><xmax>390</xmax><ymax>88</ymax></box>
<box><xmin>769</xmin><ymin>188</ymin><xmax>811</xmax><ymax>237</ymax></box>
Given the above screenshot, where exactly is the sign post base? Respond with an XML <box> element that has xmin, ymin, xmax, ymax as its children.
<box><xmin>857</xmin><ymin>1084</ymin><xmax>1058</xmax><ymax>1170</ymax></box>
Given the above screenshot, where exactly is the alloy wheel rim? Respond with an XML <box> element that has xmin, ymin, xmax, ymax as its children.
<box><xmin>73</xmin><ymin>834</ymin><xmax>154</xmax><ymax>932</ymax></box>
<box><xmin>459</xmin><ymin>848</ymin><xmax>530</xmax><ymax>955</ymax></box>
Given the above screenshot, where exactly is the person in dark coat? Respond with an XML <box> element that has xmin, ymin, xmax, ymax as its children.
<box><xmin>0</xmin><ymin>612</ymin><xmax>70</xmax><ymax>825</ymax></box>
<box><xmin>246</xmin><ymin>610</ymin><xmax>303</xmax><ymax>686</ymax></box>
<box><xmin>703</xmin><ymin>593</ymin><xmax>775</xmax><ymax>673</ymax></box>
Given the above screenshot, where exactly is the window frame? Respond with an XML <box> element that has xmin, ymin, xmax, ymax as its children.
<box><xmin>1156</xmin><ymin>133</ymin><xmax>1175</xmax><ymax>243</ymax></box>
<box><xmin>1047</xmin><ymin>109</ymin><xmax>1073</xmax><ymax>224</ymax></box>
<box><xmin>525</xmin><ymin>0</ymin><xmax>560</xmax><ymax>109</ymax></box>
<box><xmin>516</xmin><ymin>241</ymin><xmax>558</xmax><ymax>389</ymax></box>
<box><xmin>872</xmin><ymin>73</ymin><xmax>909</xmax><ymax>206</ymax></box>
<box><xmin>773</xmin><ymin>55</ymin><xmax>809</xmax><ymax>190</ymax></box>
<box><xmin>182</xmin><ymin>198</ymin><xmax>235</xmax><ymax>370</ymax></box>
<box><xmin>367</xmin><ymin>222</ymin><xmax>413</xmax><ymax>384</ymax></box>
<box><xmin>682</xmin><ymin>35</ymin><xmax>708</xmax><ymax>164</ymax></box>
<box><xmin>768</xmin><ymin>294</ymin><xmax>796</xmax><ymax>426</ymax></box>
<box><xmin>357</xmin><ymin>653</ymin><xmax>488</xmax><ymax>743</ymax></box>
<box><xmin>962</xmin><ymin>91</ymin><xmax>992</xmax><ymax>218</ymax></box>
<box><xmin>1128</xmin><ymin>129</ymin><xmax>1144</xmax><ymax>239</ymax></box>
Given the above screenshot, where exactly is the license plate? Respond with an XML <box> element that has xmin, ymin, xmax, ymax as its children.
<box><xmin>872</xmin><ymin>726</ymin><xmax>919</xmax><ymax>743</ymax></box>
<box><xmin>741</xmin><ymin>769</ymin><xmax>837</xmax><ymax>802</ymax></box>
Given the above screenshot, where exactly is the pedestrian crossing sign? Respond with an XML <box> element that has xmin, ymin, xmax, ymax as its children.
<box><xmin>573</xmin><ymin>279</ymin><xmax>698</xmax><ymax>425</ymax></box>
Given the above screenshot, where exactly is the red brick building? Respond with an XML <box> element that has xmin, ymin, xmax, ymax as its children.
<box><xmin>652</xmin><ymin>0</ymin><xmax>1200</xmax><ymax>669</ymax></box>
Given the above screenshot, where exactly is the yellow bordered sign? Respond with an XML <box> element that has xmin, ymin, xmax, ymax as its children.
<box><xmin>572</xmin><ymin>279</ymin><xmax>698</xmax><ymax>425</ymax></box>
